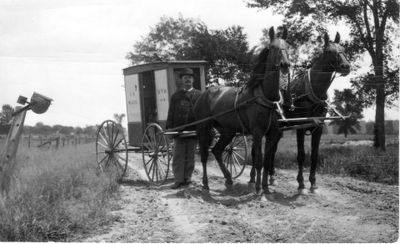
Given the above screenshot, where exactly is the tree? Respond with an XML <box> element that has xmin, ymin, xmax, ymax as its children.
<box><xmin>126</xmin><ymin>15</ymin><xmax>254</xmax><ymax>85</ymax></box>
<box><xmin>0</xmin><ymin>104</ymin><xmax>14</xmax><ymax>124</ymax></box>
<box><xmin>113</xmin><ymin>113</ymin><xmax>125</xmax><ymax>126</ymax></box>
<box><xmin>329</xmin><ymin>89</ymin><xmax>364</xmax><ymax>137</ymax></box>
<box><xmin>83</xmin><ymin>125</ymin><xmax>97</xmax><ymax>136</ymax></box>
<box><xmin>247</xmin><ymin>0</ymin><xmax>399</xmax><ymax>150</ymax></box>
<box><xmin>32</xmin><ymin>122</ymin><xmax>52</xmax><ymax>135</ymax></box>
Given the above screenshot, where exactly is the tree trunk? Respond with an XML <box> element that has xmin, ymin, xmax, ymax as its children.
<box><xmin>375</xmin><ymin>83</ymin><xmax>386</xmax><ymax>150</ymax></box>
<box><xmin>374</xmin><ymin>56</ymin><xmax>386</xmax><ymax>151</ymax></box>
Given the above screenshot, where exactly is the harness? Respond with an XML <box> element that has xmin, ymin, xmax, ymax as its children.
<box><xmin>286</xmin><ymin>69</ymin><xmax>336</xmax><ymax>111</ymax></box>
<box><xmin>234</xmin><ymin>85</ymin><xmax>281</xmax><ymax>134</ymax></box>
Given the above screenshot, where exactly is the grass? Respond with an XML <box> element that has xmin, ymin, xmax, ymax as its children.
<box><xmin>0</xmin><ymin>133</ymin><xmax>397</xmax><ymax>241</ymax></box>
<box><xmin>275</xmin><ymin>133</ymin><xmax>399</xmax><ymax>185</ymax></box>
<box><xmin>0</xmin><ymin>142</ymin><xmax>120</xmax><ymax>241</ymax></box>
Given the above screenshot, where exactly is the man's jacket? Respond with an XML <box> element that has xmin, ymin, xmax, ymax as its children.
<box><xmin>166</xmin><ymin>89</ymin><xmax>201</xmax><ymax>131</ymax></box>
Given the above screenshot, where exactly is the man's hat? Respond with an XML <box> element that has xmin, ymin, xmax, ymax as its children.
<box><xmin>180</xmin><ymin>68</ymin><xmax>194</xmax><ymax>77</ymax></box>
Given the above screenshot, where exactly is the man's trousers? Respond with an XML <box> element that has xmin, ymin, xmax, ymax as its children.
<box><xmin>172</xmin><ymin>137</ymin><xmax>197</xmax><ymax>184</ymax></box>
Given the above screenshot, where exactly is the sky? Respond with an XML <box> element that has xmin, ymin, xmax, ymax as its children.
<box><xmin>0</xmin><ymin>0</ymin><xmax>398</xmax><ymax>127</ymax></box>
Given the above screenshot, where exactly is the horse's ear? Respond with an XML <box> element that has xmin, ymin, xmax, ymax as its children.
<box><xmin>334</xmin><ymin>32</ymin><xmax>340</xmax><ymax>43</ymax></box>
<box><xmin>323</xmin><ymin>32</ymin><xmax>330</xmax><ymax>46</ymax></box>
<box><xmin>269</xmin><ymin>27</ymin><xmax>275</xmax><ymax>40</ymax></box>
<box><xmin>282</xmin><ymin>26</ymin><xmax>288</xmax><ymax>40</ymax></box>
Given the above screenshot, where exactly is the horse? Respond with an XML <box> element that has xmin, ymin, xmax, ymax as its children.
<box><xmin>193</xmin><ymin>26</ymin><xmax>291</xmax><ymax>195</ymax></box>
<box><xmin>254</xmin><ymin>32</ymin><xmax>351</xmax><ymax>195</ymax></box>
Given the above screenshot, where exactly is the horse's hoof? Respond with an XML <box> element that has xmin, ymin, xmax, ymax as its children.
<box><xmin>269</xmin><ymin>179</ymin><xmax>278</xmax><ymax>186</ymax></box>
<box><xmin>225</xmin><ymin>183</ymin><xmax>233</xmax><ymax>191</ymax></box>
<box><xmin>310</xmin><ymin>187</ymin><xmax>318</xmax><ymax>194</ymax></box>
<box><xmin>261</xmin><ymin>191</ymin><xmax>274</xmax><ymax>201</ymax></box>
<box><xmin>261</xmin><ymin>195</ymin><xmax>268</xmax><ymax>202</ymax></box>
<box><xmin>255</xmin><ymin>188</ymin><xmax>263</xmax><ymax>196</ymax></box>
<box><xmin>202</xmin><ymin>185</ymin><xmax>210</xmax><ymax>191</ymax></box>
<box><xmin>298</xmin><ymin>188</ymin><xmax>308</xmax><ymax>195</ymax></box>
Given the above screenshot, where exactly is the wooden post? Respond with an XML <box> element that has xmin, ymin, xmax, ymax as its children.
<box><xmin>0</xmin><ymin>93</ymin><xmax>52</xmax><ymax>196</ymax></box>
<box><xmin>28</xmin><ymin>133</ymin><xmax>31</xmax><ymax>148</ymax></box>
<box><xmin>55</xmin><ymin>136</ymin><xmax>60</xmax><ymax>149</ymax></box>
<box><xmin>0</xmin><ymin>107</ymin><xmax>27</xmax><ymax>195</ymax></box>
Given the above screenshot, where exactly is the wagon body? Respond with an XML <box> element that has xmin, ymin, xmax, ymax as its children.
<box><xmin>122</xmin><ymin>61</ymin><xmax>208</xmax><ymax>146</ymax></box>
<box><xmin>96</xmin><ymin>60</ymin><xmax>249</xmax><ymax>184</ymax></box>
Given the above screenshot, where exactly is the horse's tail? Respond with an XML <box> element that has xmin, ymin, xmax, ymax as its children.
<box><xmin>194</xmin><ymin>91</ymin><xmax>214</xmax><ymax>162</ymax></box>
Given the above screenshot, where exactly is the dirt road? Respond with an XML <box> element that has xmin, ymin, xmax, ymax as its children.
<box><xmin>81</xmin><ymin>154</ymin><xmax>398</xmax><ymax>242</ymax></box>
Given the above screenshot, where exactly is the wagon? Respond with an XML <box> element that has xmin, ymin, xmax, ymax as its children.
<box><xmin>95</xmin><ymin>61</ymin><xmax>249</xmax><ymax>184</ymax></box>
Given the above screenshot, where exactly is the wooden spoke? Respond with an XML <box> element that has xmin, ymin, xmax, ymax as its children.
<box><xmin>98</xmin><ymin>130</ymin><xmax>109</xmax><ymax>148</ymax></box>
<box><xmin>222</xmin><ymin>135</ymin><xmax>247</xmax><ymax>179</ymax></box>
<box><xmin>97</xmin><ymin>140</ymin><xmax>109</xmax><ymax>150</ymax></box>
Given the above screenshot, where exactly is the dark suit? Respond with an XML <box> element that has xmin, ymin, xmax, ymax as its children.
<box><xmin>166</xmin><ymin>88</ymin><xmax>201</xmax><ymax>131</ymax></box>
<box><xmin>166</xmin><ymin>88</ymin><xmax>201</xmax><ymax>184</ymax></box>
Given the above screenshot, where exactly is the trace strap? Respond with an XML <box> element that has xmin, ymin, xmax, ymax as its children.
<box><xmin>234</xmin><ymin>89</ymin><xmax>250</xmax><ymax>134</ymax></box>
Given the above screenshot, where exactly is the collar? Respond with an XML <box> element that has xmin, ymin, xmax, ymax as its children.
<box><xmin>305</xmin><ymin>69</ymin><xmax>332</xmax><ymax>104</ymax></box>
<box><xmin>185</xmin><ymin>88</ymin><xmax>194</xmax><ymax>92</ymax></box>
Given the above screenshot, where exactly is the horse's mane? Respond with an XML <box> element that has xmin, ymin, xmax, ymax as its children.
<box><xmin>246</xmin><ymin>47</ymin><xmax>269</xmax><ymax>90</ymax></box>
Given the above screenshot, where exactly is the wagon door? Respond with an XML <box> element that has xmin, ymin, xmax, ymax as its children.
<box><xmin>140</xmin><ymin>71</ymin><xmax>157</xmax><ymax>127</ymax></box>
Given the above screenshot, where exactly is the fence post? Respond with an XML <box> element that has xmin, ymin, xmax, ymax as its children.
<box><xmin>55</xmin><ymin>136</ymin><xmax>60</xmax><ymax>149</ymax></box>
<box><xmin>0</xmin><ymin>107</ymin><xmax>27</xmax><ymax>195</ymax></box>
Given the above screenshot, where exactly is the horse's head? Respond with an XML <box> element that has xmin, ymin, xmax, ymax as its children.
<box><xmin>267</xmin><ymin>26</ymin><xmax>290</xmax><ymax>74</ymax></box>
<box><xmin>321</xmin><ymin>32</ymin><xmax>351</xmax><ymax>75</ymax></box>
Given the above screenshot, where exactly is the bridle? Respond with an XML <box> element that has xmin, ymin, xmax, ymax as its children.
<box><xmin>287</xmin><ymin>43</ymin><xmax>350</xmax><ymax>109</ymax></box>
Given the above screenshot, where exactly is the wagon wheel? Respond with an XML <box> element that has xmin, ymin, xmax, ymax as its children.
<box><xmin>212</xmin><ymin>129</ymin><xmax>248</xmax><ymax>179</ymax></box>
<box><xmin>142</xmin><ymin>123</ymin><xmax>171</xmax><ymax>185</ymax></box>
<box><xmin>222</xmin><ymin>135</ymin><xmax>248</xmax><ymax>178</ymax></box>
<box><xmin>96</xmin><ymin>120</ymin><xmax>128</xmax><ymax>181</ymax></box>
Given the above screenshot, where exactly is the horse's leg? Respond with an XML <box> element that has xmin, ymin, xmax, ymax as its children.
<box><xmin>296</xmin><ymin>129</ymin><xmax>307</xmax><ymax>195</ymax></box>
<box><xmin>198</xmin><ymin>124</ymin><xmax>213</xmax><ymax>190</ymax></box>
<box><xmin>262</xmin><ymin>129</ymin><xmax>281</xmax><ymax>195</ymax></box>
<box><xmin>251</xmin><ymin>132</ymin><xmax>263</xmax><ymax>195</ymax></box>
<box><xmin>268</xmin><ymin>131</ymin><xmax>282</xmax><ymax>186</ymax></box>
<box><xmin>249</xmin><ymin>146</ymin><xmax>255</xmax><ymax>181</ymax></box>
<box><xmin>211</xmin><ymin>131</ymin><xmax>235</xmax><ymax>188</ymax></box>
<box><xmin>310</xmin><ymin>126</ymin><xmax>323</xmax><ymax>193</ymax></box>
<box><xmin>248</xmin><ymin>146</ymin><xmax>256</xmax><ymax>191</ymax></box>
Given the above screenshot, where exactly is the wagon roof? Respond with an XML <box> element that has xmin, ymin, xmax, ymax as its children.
<box><xmin>123</xmin><ymin>60</ymin><xmax>208</xmax><ymax>76</ymax></box>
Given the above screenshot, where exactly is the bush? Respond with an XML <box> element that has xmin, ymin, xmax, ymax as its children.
<box><xmin>0</xmin><ymin>144</ymin><xmax>119</xmax><ymax>241</ymax></box>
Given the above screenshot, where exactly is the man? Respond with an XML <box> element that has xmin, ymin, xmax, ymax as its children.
<box><xmin>166</xmin><ymin>68</ymin><xmax>201</xmax><ymax>189</ymax></box>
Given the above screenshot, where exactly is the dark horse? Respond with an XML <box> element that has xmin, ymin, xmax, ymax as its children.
<box><xmin>257</xmin><ymin>32</ymin><xmax>351</xmax><ymax>195</ymax></box>
<box><xmin>193</xmin><ymin>27</ymin><xmax>290</xmax><ymax>195</ymax></box>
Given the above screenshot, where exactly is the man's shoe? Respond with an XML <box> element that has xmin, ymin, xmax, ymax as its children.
<box><xmin>170</xmin><ymin>182</ymin><xmax>184</xmax><ymax>189</ymax></box>
<box><xmin>184</xmin><ymin>180</ymin><xmax>192</xmax><ymax>186</ymax></box>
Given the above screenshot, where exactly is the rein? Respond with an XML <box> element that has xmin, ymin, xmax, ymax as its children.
<box><xmin>165</xmin><ymin>96</ymin><xmax>258</xmax><ymax>133</ymax></box>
